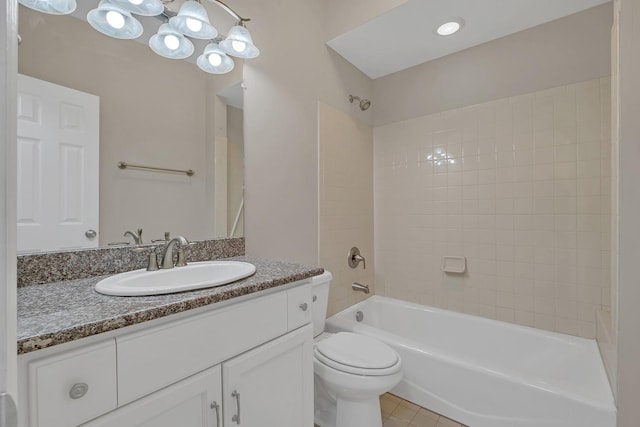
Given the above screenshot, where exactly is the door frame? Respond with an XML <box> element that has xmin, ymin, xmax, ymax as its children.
<box><xmin>1</xmin><ymin>0</ymin><xmax>19</xmax><ymax>402</ymax></box>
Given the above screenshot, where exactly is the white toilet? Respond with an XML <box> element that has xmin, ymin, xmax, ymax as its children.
<box><xmin>310</xmin><ymin>272</ymin><xmax>402</xmax><ymax>427</ymax></box>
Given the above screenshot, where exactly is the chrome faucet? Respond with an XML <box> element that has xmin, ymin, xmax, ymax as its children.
<box><xmin>160</xmin><ymin>236</ymin><xmax>189</xmax><ymax>269</ymax></box>
<box><xmin>352</xmin><ymin>282</ymin><xmax>370</xmax><ymax>294</ymax></box>
<box><xmin>124</xmin><ymin>228</ymin><xmax>143</xmax><ymax>244</ymax></box>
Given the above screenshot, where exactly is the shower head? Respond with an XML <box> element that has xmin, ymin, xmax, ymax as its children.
<box><xmin>349</xmin><ymin>94</ymin><xmax>371</xmax><ymax>111</ymax></box>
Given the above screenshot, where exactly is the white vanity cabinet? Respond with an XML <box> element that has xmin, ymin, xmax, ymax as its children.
<box><xmin>84</xmin><ymin>365</ymin><xmax>223</xmax><ymax>427</ymax></box>
<box><xmin>85</xmin><ymin>325</ymin><xmax>312</xmax><ymax>427</ymax></box>
<box><xmin>18</xmin><ymin>282</ymin><xmax>314</xmax><ymax>427</ymax></box>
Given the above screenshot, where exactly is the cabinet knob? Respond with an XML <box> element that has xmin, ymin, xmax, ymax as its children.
<box><xmin>312</xmin><ymin>295</ymin><xmax>317</xmax><ymax>302</ymax></box>
<box><xmin>69</xmin><ymin>383</ymin><xmax>89</xmax><ymax>399</ymax></box>
<box><xmin>85</xmin><ymin>230</ymin><xmax>97</xmax><ymax>239</ymax></box>
<box><xmin>299</xmin><ymin>302</ymin><xmax>308</xmax><ymax>312</ymax></box>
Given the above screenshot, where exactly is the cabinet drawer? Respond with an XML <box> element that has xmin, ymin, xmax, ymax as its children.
<box><xmin>287</xmin><ymin>284</ymin><xmax>312</xmax><ymax>331</ymax></box>
<box><xmin>117</xmin><ymin>291</ymin><xmax>288</xmax><ymax>405</ymax></box>
<box><xmin>28</xmin><ymin>340</ymin><xmax>117</xmax><ymax>427</ymax></box>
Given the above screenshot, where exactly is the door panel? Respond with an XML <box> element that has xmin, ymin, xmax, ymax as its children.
<box><xmin>16</xmin><ymin>74</ymin><xmax>99</xmax><ymax>252</ymax></box>
<box><xmin>16</xmin><ymin>137</ymin><xmax>41</xmax><ymax>224</ymax></box>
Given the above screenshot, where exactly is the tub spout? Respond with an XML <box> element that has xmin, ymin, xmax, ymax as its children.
<box><xmin>352</xmin><ymin>282</ymin><xmax>370</xmax><ymax>294</ymax></box>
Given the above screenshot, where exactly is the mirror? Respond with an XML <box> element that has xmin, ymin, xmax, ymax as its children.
<box><xmin>16</xmin><ymin>2</ymin><xmax>244</xmax><ymax>253</ymax></box>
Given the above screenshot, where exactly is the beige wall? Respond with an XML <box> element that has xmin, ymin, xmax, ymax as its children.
<box><xmin>615</xmin><ymin>0</ymin><xmax>640</xmax><ymax>423</ymax></box>
<box><xmin>227</xmin><ymin>106</ymin><xmax>244</xmax><ymax>237</ymax></box>
<box><xmin>319</xmin><ymin>102</ymin><xmax>373</xmax><ymax>316</ymax></box>
<box><xmin>373</xmin><ymin>4</ymin><xmax>612</xmax><ymax>127</ymax></box>
<box><xmin>374</xmin><ymin>78</ymin><xmax>611</xmax><ymax>338</ymax></box>
<box><xmin>241</xmin><ymin>0</ymin><xmax>373</xmax><ymax>265</ymax></box>
<box><xmin>597</xmin><ymin>0</ymin><xmax>619</xmax><ymax>398</ymax></box>
<box><xmin>17</xmin><ymin>7</ymin><xmax>230</xmax><ymax>245</ymax></box>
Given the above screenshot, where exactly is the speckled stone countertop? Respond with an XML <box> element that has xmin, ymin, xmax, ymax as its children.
<box><xmin>18</xmin><ymin>256</ymin><xmax>323</xmax><ymax>355</ymax></box>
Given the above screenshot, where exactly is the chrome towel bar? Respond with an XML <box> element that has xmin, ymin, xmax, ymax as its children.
<box><xmin>117</xmin><ymin>161</ymin><xmax>195</xmax><ymax>176</ymax></box>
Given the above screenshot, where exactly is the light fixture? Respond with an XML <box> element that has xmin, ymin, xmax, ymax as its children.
<box><xmin>197</xmin><ymin>42</ymin><xmax>234</xmax><ymax>74</ymax></box>
<box><xmin>435</xmin><ymin>18</ymin><xmax>465</xmax><ymax>36</ymax></box>
<box><xmin>87</xmin><ymin>0</ymin><xmax>143</xmax><ymax>40</ymax></box>
<box><xmin>18</xmin><ymin>0</ymin><xmax>76</xmax><ymax>15</ymax></box>
<box><xmin>20</xmin><ymin>0</ymin><xmax>259</xmax><ymax>75</ymax></box>
<box><xmin>220</xmin><ymin>24</ymin><xmax>259</xmax><ymax>59</ymax></box>
<box><xmin>149</xmin><ymin>23</ymin><xmax>195</xmax><ymax>59</ymax></box>
<box><xmin>169</xmin><ymin>0</ymin><xmax>217</xmax><ymax>40</ymax></box>
<box><xmin>110</xmin><ymin>0</ymin><xmax>164</xmax><ymax>17</ymax></box>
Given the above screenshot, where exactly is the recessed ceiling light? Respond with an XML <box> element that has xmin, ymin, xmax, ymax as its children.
<box><xmin>435</xmin><ymin>18</ymin><xmax>465</xmax><ymax>36</ymax></box>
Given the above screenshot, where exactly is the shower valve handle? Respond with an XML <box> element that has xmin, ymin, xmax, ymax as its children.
<box><xmin>348</xmin><ymin>247</ymin><xmax>366</xmax><ymax>269</ymax></box>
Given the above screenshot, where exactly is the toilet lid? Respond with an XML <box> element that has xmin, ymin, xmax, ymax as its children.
<box><xmin>315</xmin><ymin>332</ymin><xmax>399</xmax><ymax>370</ymax></box>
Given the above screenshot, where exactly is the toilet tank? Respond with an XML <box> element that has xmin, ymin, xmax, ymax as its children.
<box><xmin>310</xmin><ymin>271</ymin><xmax>332</xmax><ymax>337</ymax></box>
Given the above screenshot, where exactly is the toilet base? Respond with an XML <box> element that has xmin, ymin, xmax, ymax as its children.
<box><xmin>336</xmin><ymin>397</ymin><xmax>382</xmax><ymax>427</ymax></box>
<box><xmin>314</xmin><ymin>377</ymin><xmax>336</xmax><ymax>426</ymax></box>
<box><xmin>314</xmin><ymin>376</ymin><xmax>385</xmax><ymax>427</ymax></box>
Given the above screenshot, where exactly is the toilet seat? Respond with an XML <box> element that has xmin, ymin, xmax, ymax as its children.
<box><xmin>314</xmin><ymin>332</ymin><xmax>401</xmax><ymax>376</ymax></box>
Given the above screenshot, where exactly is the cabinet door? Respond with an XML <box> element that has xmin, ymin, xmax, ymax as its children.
<box><xmin>223</xmin><ymin>324</ymin><xmax>313</xmax><ymax>427</ymax></box>
<box><xmin>84</xmin><ymin>366</ymin><xmax>223</xmax><ymax>427</ymax></box>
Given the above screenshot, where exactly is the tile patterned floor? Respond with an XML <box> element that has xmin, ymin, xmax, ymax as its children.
<box><xmin>380</xmin><ymin>393</ymin><xmax>468</xmax><ymax>427</ymax></box>
<box><xmin>314</xmin><ymin>392</ymin><xmax>468</xmax><ymax>427</ymax></box>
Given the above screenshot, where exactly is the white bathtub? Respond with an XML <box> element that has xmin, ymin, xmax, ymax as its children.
<box><xmin>325</xmin><ymin>296</ymin><xmax>616</xmax><ymax>427</ymax></box>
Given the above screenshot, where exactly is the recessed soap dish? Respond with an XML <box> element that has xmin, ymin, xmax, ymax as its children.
<box><xmin>442</xmin><ymin>256</ymin><xmax>466</xmax><ymax>274</ymax></box>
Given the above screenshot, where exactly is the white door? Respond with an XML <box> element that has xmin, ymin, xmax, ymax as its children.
<box><xmin>85</xmin><ymin>365</ymin><xmax>223</xmax><ymax>427</ymax></box>
<box><xmin>222</xmin><ymin>325</ymin><xmax>314</xmax><ymax>427</ymax></box>
<box><xmin>16</xmin><ymin>74</ymin><xmax>99</xmax><ymax>253</ymax></box>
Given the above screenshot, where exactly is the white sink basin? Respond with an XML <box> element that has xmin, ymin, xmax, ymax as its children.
<box><xmin>95</xmin><ymin>261</ymin><xmax>256</xmax><ymax>296</ymax></box>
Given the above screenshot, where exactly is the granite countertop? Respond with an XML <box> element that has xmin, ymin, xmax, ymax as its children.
<box><xmin>18</xmin><ymin>256</ymin><xmax>324</xmax><ymax>355</ymax></box>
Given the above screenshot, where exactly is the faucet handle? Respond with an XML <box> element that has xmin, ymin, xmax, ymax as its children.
<box><xmin>348</xmin><ymin>247</ymin><xmax>366</xmax><ymax>269</ymax></box>
<box><xmin>146</xmin><ymin>251</ymin><xmax>159</xmax><ymax>271</ymax></box>
<box><xmin>133</xmin><ymin>247</ymin><xmax>160</xmax><ymax>271</ymax></box>
<box><xmin>151</xmin><ymin>231</ymin><xmax>173</xmax><ymax>243</ymax></box>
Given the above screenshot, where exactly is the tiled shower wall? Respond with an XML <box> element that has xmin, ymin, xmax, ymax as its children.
<box><xmin>319</xmin><ymin>102</ymin><xmax>374</xmax><ymax>316</ymax></box>
<box><xmin>374</xmin><ymin>78</ymin><xmax>611</xmax><ymax>338</ymax></box>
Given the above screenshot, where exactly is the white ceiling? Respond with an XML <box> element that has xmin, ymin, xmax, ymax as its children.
<box><xmin>327</xmin><ymin>0</ymin><xmax>610</xmax><ymax>79</ymax></box>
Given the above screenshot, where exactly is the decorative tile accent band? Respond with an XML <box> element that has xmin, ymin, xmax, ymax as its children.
<box><xmin>17</xmin><ymin>238</ymin><xmax>245</xmax><ymax>287</ymax></box>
